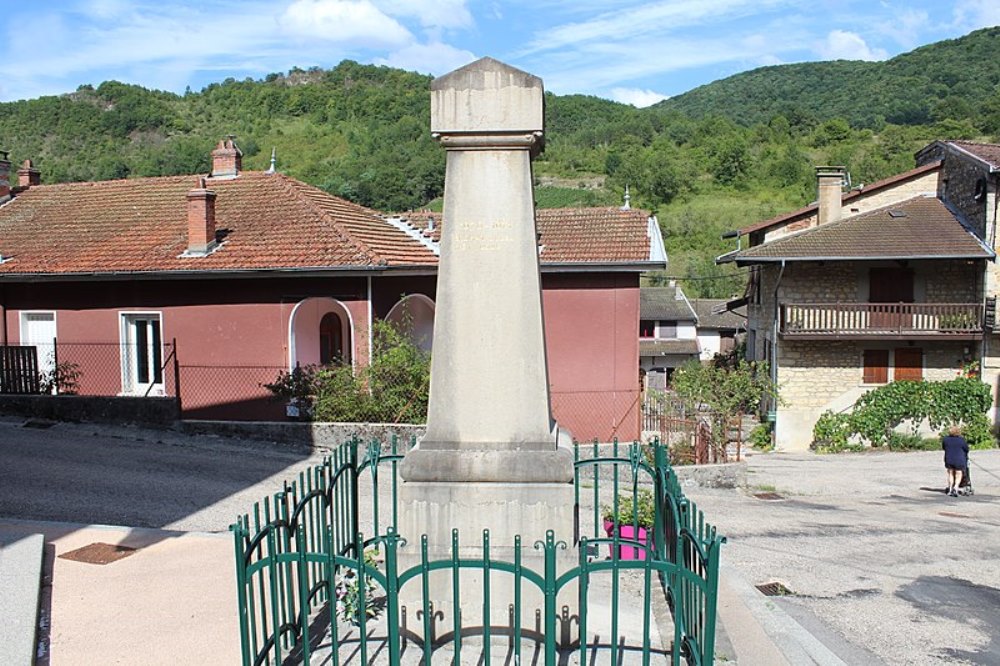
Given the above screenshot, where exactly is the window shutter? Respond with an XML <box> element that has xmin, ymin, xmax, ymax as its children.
<box><xmin>863</xmin><ymin>350</ymin><xmax>889</xmax><ymax>384</ymax></box>
<box><xmin>894</xmin><ymin>348</ymin><xmax>923</xmax><ymax>381</ymax></box>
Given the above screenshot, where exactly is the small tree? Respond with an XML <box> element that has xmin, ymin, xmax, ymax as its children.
<box><xmin>671</xmin><ymin>358</ymin><xmax>778</xmax><ymax>454</ymax></box>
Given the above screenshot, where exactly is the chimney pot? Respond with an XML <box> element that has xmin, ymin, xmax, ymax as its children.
<box><xmin>816</xmin><ymin>166</ymin><xmax>846</xmax><ymax>227</ymax></box>
<box><xmin>0</xmin><ymin>151</ymin><xmax>10</xmax><ymax>201</ymax></box>
<box><xmin>18</xmin><ymin>159</ymin><xmax>41</xmax><ymax>188</ymax></box>
<box><xmin>186</xmin><ymin>178</ymin><xmax>217</xmax><ymax>254</ymax></box>
<box><xmin>211</xmin><ymin>136</ymin><xmax>242</xmax><ymax>178</ymax></box>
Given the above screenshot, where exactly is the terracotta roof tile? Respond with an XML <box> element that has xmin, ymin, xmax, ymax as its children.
<box><xmin>397</xmin><ymin>207</ymin><xmax>657</xmax><ymax>265</ymax></box>
<box><xmin>0</xmin><ymin>172</ymin><xmax>437</xmax><ymax>275</ymax></box>
<box><xmin>735</xmin><ymin>196</ymin><xmax>992</xmax><ymax>262</ymax></box>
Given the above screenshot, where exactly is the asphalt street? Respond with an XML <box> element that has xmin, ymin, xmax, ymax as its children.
<box><xmin>685</xmin><ymin>448</ymin><xmax>1000</xmax><ymax>666</ymax></box>
<box><xmin>0</xmin><ymin>417</ymin><xmax>321</xmax><ymax>532</ymax></box>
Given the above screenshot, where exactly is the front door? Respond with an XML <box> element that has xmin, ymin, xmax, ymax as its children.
<box><xmin>869</xmin><ymin>268</ymin><xmax>914</xmax><ymax>330</ymax></box>
<box><xmin>20</xmin><ymin>312</ymin><xmax>57</xmax><ymax>378</ymax></box>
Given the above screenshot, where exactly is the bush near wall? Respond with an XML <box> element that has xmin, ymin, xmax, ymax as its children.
<box><xmin>812</xmin><ymin>376</ymin><xmax>995</xmax><ymax>451</ymax></box>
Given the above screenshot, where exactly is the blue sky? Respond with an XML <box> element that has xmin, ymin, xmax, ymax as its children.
<box><xmin>3</xmin><ymin>1</ymin><xmax>999</xmax><ymax>106</ymax></box>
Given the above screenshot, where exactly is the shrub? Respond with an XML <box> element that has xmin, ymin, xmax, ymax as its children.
<box><xmin>749</xmin><ymin>423</ymin><xmax>773</xmax><ymax>451</ymax></box>
<box><xmin>811</xmin><ymin>377</ymin><xmax>996</xmax><ymax>451</ymax></box>
<box><xmin>40</xmin><ymin>361</ymin><xmax>83</xmax><ymax>395</ymax></box>
<box><xmin>812</xmin><ymin>411</ymin><xmax>859</xmax><ymax>452</ymax></box>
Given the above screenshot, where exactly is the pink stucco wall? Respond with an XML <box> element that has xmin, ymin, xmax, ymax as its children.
<box><xmin>542</xmin><ymin>273</ymin><xmax>641</xmax><ymax>442</ymax></box>
<box><xmin>1</xmin><ymin>271</ymin><xmax>641</xmax><ymax>436</ymax></box>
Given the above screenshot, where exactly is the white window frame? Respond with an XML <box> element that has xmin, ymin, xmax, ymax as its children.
<box><xmin>119</xmin><ymin>311</ymin><xmax>165</xmax><ymax>396</ymax></box>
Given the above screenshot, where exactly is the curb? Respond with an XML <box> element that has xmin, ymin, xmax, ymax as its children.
<box><xmin>721</xmin><ymin>565</ymin><xmax>847</xmax><ymax>665</ymax></box>
<box><xmin>0</xmin><ymin>533</ymin><xmax>44</xmax><ymax>666</ymax></box>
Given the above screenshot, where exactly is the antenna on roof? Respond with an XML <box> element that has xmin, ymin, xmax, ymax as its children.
<box><xmin>266</xmin><ymin>147</ymin><xmax>277</xmax><ymax>174</ymax></box>
<box><xmin>621</xmin><ymin>184</ymin><xmax>631</xmax><ymax>210</ymax></box>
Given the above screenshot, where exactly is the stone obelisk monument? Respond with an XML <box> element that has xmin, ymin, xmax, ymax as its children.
<box><xmin>398</xmin><ymin>57</ymin><xmax>575</xmax><ymax>633</ymax></box>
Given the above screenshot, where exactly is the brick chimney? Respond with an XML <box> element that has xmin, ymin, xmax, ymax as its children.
<box><xmin>211</xmin><ymin>136</ymin><xmax>242</xmax><ymax>178</ymax></box>
<box><xmin>18</xmin><ymin>159</ymin><xmax>40</xmax><ymax>188</ymax></box>
<box><xmin>186</xmin><ymin>177</ymin><xmax>217</xmax><ymax>255</ymax></box>
<box><xmin>0</xmin><ymin>150</ymin><xmax>10</xmax><ymax>201</ymax></box>
<box><xmin>816</xmin><ymin>166</ymin><xmax>846</xmax><ymax>226</ymax></box>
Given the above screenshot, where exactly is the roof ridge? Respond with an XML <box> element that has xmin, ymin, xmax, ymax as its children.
<box><xmin>277</xmin><ymin>175</ymin><xmax>383</xmax><ymax>265</ymax></box>
<box><xmin>739</xmin><ymin>161</ymin><xmax>942</xmax><ymax>236</ymax></box>
<box><xmin>751</xmin><ymin>194</ymin><xmax>933</xmax><ymax>250</ymax></box>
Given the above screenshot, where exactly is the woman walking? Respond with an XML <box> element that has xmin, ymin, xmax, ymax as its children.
<box><xmin>942</xmin><ymin>425</ymin><xmax>969</xmax><ymax>497</ymax></box>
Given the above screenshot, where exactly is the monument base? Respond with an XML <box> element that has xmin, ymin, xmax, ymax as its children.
<box><xmin>396</xmin><ymin>478</ymin><xmax>577</xmax><ymax>645</ymax></box>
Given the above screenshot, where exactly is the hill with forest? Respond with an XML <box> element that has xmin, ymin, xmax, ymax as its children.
<box><xmin>1</xmin><ymin>28</ymin><xmax>999</xmax><ymax>297</ymax></box>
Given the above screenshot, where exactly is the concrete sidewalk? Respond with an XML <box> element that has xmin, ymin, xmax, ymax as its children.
<box><xmin>0</xmin><ymin>517</ymin><xmax>851</xmax><ymax>665</ymax></box>
<box><xmin>0</xmin><ymin>519</ymin><xmax>240</xmax><ymax>666</ymax></box>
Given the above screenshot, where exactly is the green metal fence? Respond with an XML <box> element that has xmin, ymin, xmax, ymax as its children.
<box><xmin>231</xmin><ymin>437</ymin><xmax>725</xmax><ymax>665</ymax></box>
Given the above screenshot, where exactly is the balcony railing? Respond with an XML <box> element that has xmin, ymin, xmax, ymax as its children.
<box><xmin>780</xmin><ymin>302</ymin><xmax>983</xmax><ymax>339</ymax></box>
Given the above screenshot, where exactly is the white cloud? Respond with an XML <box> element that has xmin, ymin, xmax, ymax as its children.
<box><xmin>376</xmin><ymin>0</ymin><xmax>472</xmax><ymax>29</ymax></box>
<box><xmin>279</xmin><ymin>0</ymin><xmax>412</xmax><ymax>47</ymax></box>
<box><xmin>817</xmin><ymin>30</ymin><xmax>888</xmax><ymax>61</ymax></box>
<box><xmin>952</xmin><ymin>0</ymin><xmax>1000</xmax><ymax>31</ymax></box>
<box><xmin>609</xmin><ymin>87</ymin><xmax>668</xmax><ymax>107</ymax></box>
<box><xmin>376</xmin><ymin>41</ymin><xmax>476</xmax><ymax>75</ymax></box>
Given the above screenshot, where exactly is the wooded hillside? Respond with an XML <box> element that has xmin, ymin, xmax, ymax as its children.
<box><xmin>2</xmin><ymin>28</ymin><xmax>998</xmax><ymax>297</ymax></box>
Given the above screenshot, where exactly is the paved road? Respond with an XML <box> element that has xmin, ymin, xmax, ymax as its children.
<box><xmin>0</xmin><ymin>417</ymin><xmax>322</xmax><ymax>532</ymax></box>
<box><xmin>685</xmin><ymin>448</ymin><xmax>1000</xmax><ymax>666</ymax></box>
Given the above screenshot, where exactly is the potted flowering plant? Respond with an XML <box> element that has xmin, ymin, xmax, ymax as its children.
<box><xmin>602</xmin><ymin>488</ymin><xmax>656</xmax><ymax>561</ymax></box>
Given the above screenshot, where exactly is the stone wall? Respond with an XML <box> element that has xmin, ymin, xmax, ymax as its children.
<box><xmin>0</xmin><ymin>395</ymin><xmax>179</xmax><ymax>426</ymax></box>
<box><xmin>181</xmin><ymin>420</ymin><xmax>426</xmax><ymax>453</ymax></box>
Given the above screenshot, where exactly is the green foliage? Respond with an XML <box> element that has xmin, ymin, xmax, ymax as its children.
<box><xmin>2</xmin><ymin>29</ymin><xmax>998</xmax><ymax>282</ymax></box>
<box><xmin>40</xmin><ymin>361</ymin><xmax>83</xmax><ymax>395</ymax></box>
<box><xmin>749</xmin><ymin>423</ymin><xmax>774</xmax><ymax>451</ymax></box>
<box><xmin>812</xmin><ymin>411</ymin><xmax>858</xmax><ymax>452</ymax></box>
<box><xmin>672</xmin><ymin>359</ymin><xmax>779</xmax><ymax>452</ymax></box>
<box><xmin>603</xmin><ymin>488</ymin><xmax>656</xmax><ymax>529</ymax></box>
<box><xmin>811</xmin><ymin>377</ymin><xmax>996</xmax><ymax>451</ymax></box>
<box><xmin>311</xmin><ymin>319</ymin><xmax>430</xmax><ymax>424</ymax></box>
<box><xmin>334</xmin><ymin>548</ymin><xmax>381</xmax><ymax>626</ymax></box>
<box><xmin>661</xmin><ymin>26</ymin><xmax>1000</xmax><ymax>132</ymax></box>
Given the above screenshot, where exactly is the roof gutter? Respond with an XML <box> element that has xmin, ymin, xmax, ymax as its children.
<box><xmin>734</xmin><ymin>253</ymin><xmax>995</xmax><ymax>265</ymax></box>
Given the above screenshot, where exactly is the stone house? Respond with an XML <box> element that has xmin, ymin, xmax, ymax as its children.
<box><xmin>0</xmin><ymin>140</ymin><xmax>666</xmax><ymax>440</ymax></box>
<box><xmin>639</xmin><ymin>285</ymin><xmax>748</xmax><ymax>390</ymax></box>
<box><xmin>639</xmin><ymin>284</ymin><xmax>699</xmax><ymax>388</ymax></box>
<box><xmin>725</xmin><ymin>142</ymin><xmax>1000</xmax><ymax>450</ymax></box>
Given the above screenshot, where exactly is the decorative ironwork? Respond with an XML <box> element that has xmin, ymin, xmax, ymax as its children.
<box><xmin>232</xmin><ymin>437</ymin><xmax>725</xmax><ymax>665</ymax></box>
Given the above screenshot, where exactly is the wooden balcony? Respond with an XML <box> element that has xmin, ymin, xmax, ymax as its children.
<box><xmin>780</xmin><ymin>302</ymin><xmax>983</xmax><ymax>340</ymax></box>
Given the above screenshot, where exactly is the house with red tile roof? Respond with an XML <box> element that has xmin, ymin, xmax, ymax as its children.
<box><xmin>722</xmin><ymin>141</ymin><xmax>999</xmax><ymax>450</ymax></box>
<box><xmin>0</xmin><ymin>140</ymin><xmax>665</xmax><ymax>441</ymax></box>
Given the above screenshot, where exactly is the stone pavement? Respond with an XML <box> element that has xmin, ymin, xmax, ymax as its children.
<box><xmin>0</xmin><ymin>515</ymin><xmax>852</xmax><ymax>665</ymax></box>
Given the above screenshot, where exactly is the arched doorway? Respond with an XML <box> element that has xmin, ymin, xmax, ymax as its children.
<box><xmin>289</xmin><ymin>298</ymin><xmax>353</xmax><ymax>368</ymax></box>
<box><xmin>319</xmin><ymin>312</ymin><xmax>345</xmax><ymax>365</ymax></box>
<box><xmin>386</xmin><ymin>294</ymin><xmax>435</xmax><ymax>352</ymax></box>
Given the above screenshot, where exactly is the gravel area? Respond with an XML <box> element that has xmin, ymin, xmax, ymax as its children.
<box><xmin>683</xmin><ymin>448</ymin><xmax>1000</xmax><ymax>666</ymax></box>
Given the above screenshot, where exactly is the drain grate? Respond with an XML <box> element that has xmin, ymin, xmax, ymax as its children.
<box><xmin>756</xmin><ymin>581</ymin><xmax>793</xmax><ymax>597</ymax></box>
<box><xmin>59</xmin><ymin>542</ymin><xmax>138</xmax><ymax>565</ymax></box>
<box><xmin>753</xmin><ymin>492</ymin><xmax>785</xmax><ymax>500</ymax></box>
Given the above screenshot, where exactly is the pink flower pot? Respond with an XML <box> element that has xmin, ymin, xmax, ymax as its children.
<box><xmin>603</xmin><ymin>519</ymin><xmax>652</xmax><ymax>560</ymax></box>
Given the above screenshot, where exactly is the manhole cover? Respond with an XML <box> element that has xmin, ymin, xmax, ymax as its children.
<box><xmin>59</xmin><ymin>542</ymin><xmax>138</xmax><ymax>565</ymax></box>
<box><xmin>753</xmin><ymin>492</ymin><xmax>784</xmax><ymax>500</ymax></box>
<box><xmin>756</xmin><ymin>581</ymin><xmax>793</xmax><ymax>597</ymax></box>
